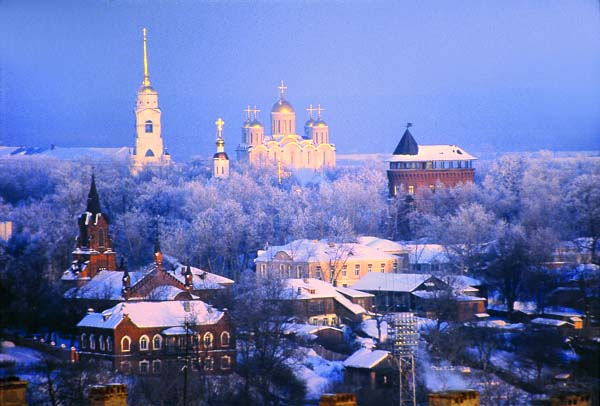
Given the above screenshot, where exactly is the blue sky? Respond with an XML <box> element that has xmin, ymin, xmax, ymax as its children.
<box><xmin>1</xmin><ymin>0</ymin><xmax>599</xmax><ymax>159</ymax></box>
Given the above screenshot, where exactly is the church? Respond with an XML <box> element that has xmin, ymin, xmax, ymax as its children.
<box><xmin>130</xmin><ymin>29</ymin><xmax>171</xmax><ymax>173</ymax></box>
<box><xmin>236</xmin><ymin>81</ymin><xmax>336</xmax><ymax>171</ymax></box>
<box><xmin>386</xmin><ymin>124</ymin><xmax>476</xmax><ymax>197</ymax></box>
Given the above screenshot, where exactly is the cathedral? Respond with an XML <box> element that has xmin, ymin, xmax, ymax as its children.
<box><xmin>131</xmin><ymin>29</ymin><xmax>171</xmax><ymax>173</ymax></box>
<box><xmin>236</xmin><ymin>81</ymin><xmax>336</xmax><ymax>170</ymax></box>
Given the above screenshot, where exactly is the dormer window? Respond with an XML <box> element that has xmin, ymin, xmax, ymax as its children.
<box><xmin>145</xmin><ymin>120</ymin><xmax>153</xmax><ymax>133</ymax></box>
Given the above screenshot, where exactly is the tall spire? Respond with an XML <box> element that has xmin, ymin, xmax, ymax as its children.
<box><xmin>142</xmin><ymin>28</ymin><xmax>151</xmax><ymax>87</ymax></box>
<box><xmin>86</xmin><ymin>171</ymin><xmax>102</xmax><ymax>214</ymax></box>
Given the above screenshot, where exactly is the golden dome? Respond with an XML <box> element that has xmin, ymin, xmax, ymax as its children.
<box><xmin>272</xmin><ymin>99</ymin><xmax>295</xmax><ymax>114</ymax></box>
<box><xmin>250</xmin><ymin>119</ymin><xmax>263</xmax><ymax>128</ymax></box>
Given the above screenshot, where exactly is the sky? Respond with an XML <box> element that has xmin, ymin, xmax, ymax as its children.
<box><xmin>1</xmin><ymin>0</ymin><xmax>599</xmax><ymax>160</ymax></box>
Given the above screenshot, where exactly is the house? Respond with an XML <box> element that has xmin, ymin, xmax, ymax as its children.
<box><xmin>64</xmin><ymin>253</ymin><xmax>234</xmax><ymax>313</ymax></box>
<box><xmin>428</xmin><ymin>390</ymin><xmax>480</xmax><ymax>406</ymax></box>
<box><xmin>411</xmin><ymin>291</ymin><xmax>487</xmax><ymax>322</ymax></box>
<box><xmin>282</xmin><ymin>323</ymin><xmax>346</xmax><ymax>351</ymax></box>
<box><xmin>351</xmin><ymin>273</ymin><xmax>448</xmax><ymax>312</ymax></box>
<box><xmin>255</xmin><ymin>239</ymin><xmax>406</xmax><ymax>287</ymax></box>
<box><xmin>343</xmin><ymin>348</ymin><xmax>396</xmax><ymax>390</ymax></box>
<box><xmin>281</xmin><ymin>278</ymin><xmax>370</xmax><ymax>325</ymax></box>
<box><xmin>77</xmin><ymin>300</ymin><xmax>235</xmax><ymax>375</ymax></box>
<box><xmin>530</xmin><ymin>318</ymin><xmax>575</xmax><ymax>334</ymax></box>
<box><xmin>399</xmin><ymin>243</ymin><xmax>452</xmax><ymax>273</ymax></box>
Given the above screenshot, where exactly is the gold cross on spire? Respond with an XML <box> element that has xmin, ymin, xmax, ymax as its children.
<box><xmin>243</xmin><ymin>105</ymin><xmax>252</xmax><ymax>121</ymax></box>
<box><xmin>215</xmin><ymin>117</ymin><xmax>225</xmax><ymax>138</ymax></box>
<box><xmin>252</xmin><ymin>105</ymin><xmax>261</xmax><ymax>120</ymax></box>
<box><xmin>306</xmin><ymin>104</ymin><xmax>315</xmax><ymax>119</ymax></box>
<box><xmin>142</xmin><ymin>28</ymin><xmax>151</xmax><ymax>87</ymax></box>
<box><xmin>278</xmin><ymin>80</ymin><xmax>287</xmax><ymax>99</ymax></box>
<box><xmin>316</xmin><ymin>104</ymin><xmax>325</xmax><ymax>119</ymax></box>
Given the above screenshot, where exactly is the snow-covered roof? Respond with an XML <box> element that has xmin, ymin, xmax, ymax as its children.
<box><xmin>542</xmin><ymin>307</ymin><xmax>584</xmax><ymax>318</ymax></box>
<box><xmin>77</xmin><ymin>301</ymin><xmax>223</xmax><ymax>330</ymax></box>
<box><xmin>64</xmin><ymin>270</ymin><xmax>145</xmax><ymax>300</ymax></box>
<box><xmin>283</xmin><ymin>323</ymin><xmax>343</xmax><ymax>338</ymax></box>
<box><xmin>386</xmin><ymin>145</ymin><xmax>476</xmax><ymax>163</ymax></box>
<box><xmin>443</xmin><ymin>275</ymin><xmax>482</xmax><ymax>289</ymax></box>
<box><xmin>334</xmin><ymin>286</ymin><xmax>374</xmax><ymax>298</ymax></box>
<box><xmin>167</xmin><ymin>258</ymin><xmax>234</xmax><ymax>290</ymax></box>
<box><xmin>357</xmin><ymin>237</ymin><xmax>408</xmax><ymax>255</ymax></box>
<box><xmin>283</xmin><ymin>278</ymin><xmax>367</xmax><ymax>315</ymax></box>
<box><xmin>0</xmin><ymin>146</ymin><xmax>131</xmax><ymax>161</ymax></box>
<box><xmin>351</xmin><ymin>273</ymin><xmax>436</xmax><ymax>293</ymax></box>
<box><xmin>411</xmin><ymin>290</ymin><xmax>485</xmax><ymax>302</ymax></box>
<box><xmin>530</xmin><ymin>318</ymin><xmax>570</xmax><ymax>327</ymax></box>
<box><xmin>400</xmin><ymin>243</ymin><xmax>450</xmax><ymax>265</ymax></box>
<box><xmin>343</xmin><ymin>348</ymin><xmax>391</xmax><ymax>369</ymax></box>
<box><xmin>255</xmin><ymin>239</ymin><xmax>398</xmax><ymax>264</ymax></box>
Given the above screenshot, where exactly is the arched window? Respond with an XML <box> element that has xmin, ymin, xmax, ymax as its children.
<box><xmin>121</xmin><ymin>336</ymin><xmax>131</xmax><ymax>352</ymax></box>
<box><xmin>221</xmin><ymin>355</ymin><xmax>231</xmax><ymax>370</ymax></box>
<box><xmin>98</xmin><ymin>229</ymin><xmax>105</xmax><ymax>247</ymax></box>
<box><xmin>145</xmin><ymin>149</ymin><xmax>155</xmax><ymax>157</ymax></box>
<box><xmin>203</xmin><ymin>332</ymin><xmax>213</xmax><ymax>348</ymax></box>
<box><xmin>152</xmin><ymin>360</ymin><xmax>161</xmax><ymax>374</ymax></box>
<box><xmin>99</xmin><ymin>335</ymin><xmax>105</xmax><ymax>351</ymax></box>
<box><xmin>106</xmin><ymin>337</ymin><xmax>113</xmax><ymax>352</ymax></box>
<box><xmin>145</xmin><ymin>120</ymin><xmax>153</xmax><ymax>133</ymax></box>
<box><xmin>139</xmin><ymin>360</ymin><xmax>149</xmax><ymax>374</ymax></box>
<box><xmin>139</xmin><ymin>335</ymin><xmax>149</xmax><ymax>351</ymax></box>
<box><xmin>81</xmin><ymin>333</ymin><xmax>87</xmax><ymax>349</ymax></box>
<box><xmin>89</xmin><ymin>334</ymin><xmax>95</xmax><ymax>350</ymax></box>
<box><xmin>204</xmin><ymin>357</ymin><xmax>214</xmax><ymax>371</ymax></box>
<box><xmin>153</xmin><ymin>334</ymin><xmax>162</xmax><ymax>350</ymax></box>
<box><xmin>220</xmin><ymin>332</ymin><xmax>230</xmax><ymax>347</ymax></box>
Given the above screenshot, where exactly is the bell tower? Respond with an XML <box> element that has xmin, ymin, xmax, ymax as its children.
<box><xmin>213</xmin><ymin>117</ymin><xmax>230</xmax><ymax>179</ymax></box>
<box><xmin>131</xmin><ymin>28</ymin><xmax>171</xmax><ymax>172</ymax></box>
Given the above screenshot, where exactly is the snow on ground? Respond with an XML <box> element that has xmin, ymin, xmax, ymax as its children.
<box><xmin>1</xmin><ymin>342</ymin><xmax>43</xmax><ymax>366</ymax></box>
<box><xmin>290</xmin><ymin>348</ymin><xmax>344</xmax><ymax>399</ymax></box>
<box><xmin>417</xmin><ymin>344</ymin><xmax>470</xmax><ymax>392</ymax></box>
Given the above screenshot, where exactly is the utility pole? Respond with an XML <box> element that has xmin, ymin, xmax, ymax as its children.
<box><xmin>387</xmin><ymin>312</ymin><xmax>418</xmax><ymax>406</ymax></box>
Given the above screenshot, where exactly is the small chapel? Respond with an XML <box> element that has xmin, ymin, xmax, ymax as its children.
<box><xmin>236</xmin><ymin>81</ymin><xmax>336</xmax><ymax>171</ymax></box>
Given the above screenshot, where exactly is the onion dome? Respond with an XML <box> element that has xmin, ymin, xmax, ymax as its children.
<box><xmin>243</xmin><ymin>119</ymin><xmax>251</xmax><ymax>128</ymax></box>
<box><xmin>313</xmin><ymin>118</ymin><xmax>327</xmax><ymax>127</ymax></box>
<box><xmin>272</xmin><ymin>98</ymin><xmax>295</xmax><ymax>113</ymax></box>
<box><xmin>250</xmin><ymin>119</ymin><xmax>263</xmax><ymax>128</ymax></box>
<box><xmin>213</xmin><ymin>151</ymin><xmax>229</xmax><ymax>160</ymax></box>
<box><xmin>304</xmin><ymin>118</ymin><xmax>315</xmax><ymax>127</ymax></box>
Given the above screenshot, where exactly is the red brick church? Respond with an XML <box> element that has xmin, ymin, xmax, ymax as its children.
<box><xmin>386</xmin><ymin>124</ymin><xmax>476</xmax><ymax>197</ymax></box>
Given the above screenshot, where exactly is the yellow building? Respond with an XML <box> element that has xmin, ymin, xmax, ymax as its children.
<box><xmin>236</xmin><ymin>81</ymin><xmax>336</xmax><ymax>170</ymax></box>
<box><xmin>131</xmin><ymin>28</ymin><xmax>171</xmax><ymax>173</ymax></box>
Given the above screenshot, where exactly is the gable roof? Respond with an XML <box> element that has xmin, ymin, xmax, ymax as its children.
<box><xmin>351</xmin><ymin>272</ymin><xmax>438</xmax><ymax>293</ymax></box>
<box><xmin>282</xmin><ymin>278</ymin><xmax>367</xmax><ymax>315</ymax></box>
<box><xmin>343</xmin><ymin>348</ymin><xmax>391</xmax><ymax>369</ymax></box>
<box><xmin>77</xmin><ymin>300</ymin><xmax>223</xmax><ymax>330</ymax></box>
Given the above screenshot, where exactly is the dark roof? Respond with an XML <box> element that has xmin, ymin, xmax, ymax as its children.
<box><xmin>213</xmin><ymin>152</ymin><xmax>229</xmax><ymax>160</ymax></box>
<box><xmin>393</xmin><ymin>129</ymin><xmax>419</xmax><ymax>155</ymax></box>
<box><xmin>86</xmin><ymin>174</ymin><xmax>102</xmax><ymax>214</ymax></box>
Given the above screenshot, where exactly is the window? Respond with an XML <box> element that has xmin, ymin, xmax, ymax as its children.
<box><xmin>121</xmin><ymin>336</ymin><xmax>131</xmax><ymax>352</ymax></box>
<box><xmin>342</xmin><ymin>265</ymin><xmax>347</xmax><ymax>277</ymax></box>
<box><xmin>145</xmin><ymin>120</ymin><xmax>153</xmax><ymax>133</ymax></box>
<box><xmin>296</xmin><ymin>266</ymin><xmax>301</xmax><ymax>278</ymax></box>
<box><xmin>153</xmin><ymin>334</ymin><xmax>162</xmax><ymax>350</ymax></box>
<box><xmin>106</xmin><ymin>337</ymin><xmax>112</xmax><ymax>352</ymax></box>
<box><xmin>139</xmin><ymin>335</ymin><xmax>149</xmax><ymax>351</ymax></box>
<box><xmin>89</xmin><ymin>334</ymin><xmax>95</xmax><ymax>350</ymax></box>
<box><xmin>393</xmin><ymin>262</ymin><xmax>398</xmax><ymax>273</ymax></box>
<box><xmin>98</xmin><ymin>229</ymin><xmax>104</xmax><ymax>247</ymax></box>
<box><xmin>368</xmin><ymin>264</ymin><xmax>373</xmax><ymax>273</ymax></box>
<box><xmin>408</xmin><ymin>185</ymin><xmax>415</xmax><ymax>195</ymax></box>
<box><xmin>380</xmin><ymin>263</ymin><xmax>385</xmax><ymax>273</ymax></box>
<box><xmin>354</xmin><ymin>264</ymin><xmax>360</xmax><ymax>276</ymax></box>
<box><xmin>221</xmin><ymin>356</ymin><xmax>231</xmax><ymax>370</ymax></box>
<box><xmin>316</xmin><ymin>266</ymin><xmax>322</xmax><ymax>279</ymax></box>
<box><xmin>204</xmin><ymin>357</ymin><xmax>214</xmax><ymax>371</ymax></box>
<box><xmin>429</xmin><ymin>184</ymin><xmax>435</xmax><ymax>192</ymax></box>
<box><xmin>152</xmin><ymin>360</ymin><xmax>161</xmax><ymax>374</ymax></box>
<box><xmin>203</xmin><ymin>332</ymin><xmax>213</xmax><ymax>348</ymax></box>
<box><xmin>139</xmin><ymin>360</ymin><xmax>149</xmax><ymax>374</ymax></box>
<box><xmin>221</xmin><ymin>332</ymin><xmax>230</xmax><ymax>347</ymax></box>
<box><xmin>99</xmin><ymin>335</ymin><xmax>105</xmax><ymax>351</ymax></box>
<box><xmin>145</xmin><ymin>149</ymin><xmax>155</xmax><ymax>157</ymax></box>
<box><xmin>120</xmin><ymin>361</ymin><xmax>131</xmax><ymax>373</ymax></box>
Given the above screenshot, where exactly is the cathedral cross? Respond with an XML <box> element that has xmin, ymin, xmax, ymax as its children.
<box><xmin>252</xmin><ymin>105</ymin><xmax>261</xmax><ymax>120</ymax></box>
<box><xmin>243</xmin><ymin>105</ymin><xmax>252</xmax><ymax>121</ymax></box>
<box><xmin>306</xmin><ymin>104</ymin><xmax>315</xmax><ymax>119</ymax></box>
<box><xmin>316</xmin><ymin>104</ymin><xmax>325</xmax><ymax>118</ymax></box>
<box><xmin>278</xmin><ymin>80</ymin><xmax>287</xmax><ymax>99</ymax></box>
<box><xmin>215</xmin><ymin>117</ymin><xmax>225</xmax><ymax>138</ymax></box>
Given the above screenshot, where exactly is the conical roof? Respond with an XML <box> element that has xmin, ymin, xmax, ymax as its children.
<box><xmin>86</xmin><ymin>174</ymin><xmax>102</xmax><ymax>214</ymax></box>
<box><xmin>393</xmin><ymin>129</ymin><xmax>419</xmax><ymax>155</ymax></box>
